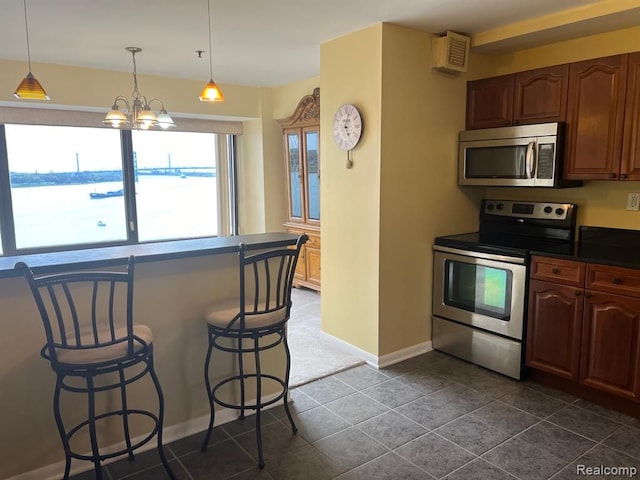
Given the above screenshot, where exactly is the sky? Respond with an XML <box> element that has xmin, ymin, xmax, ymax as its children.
<box><xmin>5</xmin><ymin>124</ymin><xmax>217</xmax><ymax>173</ymax></box>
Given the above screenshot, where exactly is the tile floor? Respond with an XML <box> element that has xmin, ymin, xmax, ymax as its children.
<box><xmin>71</xmin><ymin>351</ymin><xmax>640</xmax><ymax>480</ymax></box>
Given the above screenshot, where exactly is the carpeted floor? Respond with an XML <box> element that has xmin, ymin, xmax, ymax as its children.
<box><xmin>288</xmin><ymin>287</ymin><xmax>366</xmax><ymax>387</ymax></box>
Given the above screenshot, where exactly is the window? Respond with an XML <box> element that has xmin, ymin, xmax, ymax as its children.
<box><xmin>0</xmin><ymin>123</ymin><xmax>237</xmax><ymax>255</ymax></box>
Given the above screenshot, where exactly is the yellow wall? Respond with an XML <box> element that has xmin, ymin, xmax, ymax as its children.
<box><xmin>475</xmin><ymin>25</ymin><xmax>640</xmax><ymax>230</ymax></box>
<box><xmin>378</xmin><ymin>24</ymin><xmax>480</xmax><ymax>356</ymax></box>
<box><xmin>320</xmin><ymin>24</ymin><xmax>480</xmax><ymax>358</ymax></box>
<box><xmin>320</xmin><ymin>25</ymin><xmax>383</xmax><ymax>354</ymax></box>
<box><xmin>0</xmin><ymin>59</ymin><xmax>260</xmax><ymax>119</ymax></box>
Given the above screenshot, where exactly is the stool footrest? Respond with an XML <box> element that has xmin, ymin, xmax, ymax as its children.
<box><xmin>210</xmin><ymin>373</ymin><xmax>287</xmax><ymax>411</ymax></box>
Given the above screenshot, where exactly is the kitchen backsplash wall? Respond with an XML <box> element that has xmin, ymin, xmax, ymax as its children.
<box><xmin>485</xmin><ymin>182</ymin><xmax>640</xmax><ymax>231</ymax></box>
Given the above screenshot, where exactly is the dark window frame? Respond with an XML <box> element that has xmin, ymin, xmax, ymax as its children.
<box><xmin>0</xmin><ymin>124</ymin><xmax>237</xmax><ymax>257</ymax></box>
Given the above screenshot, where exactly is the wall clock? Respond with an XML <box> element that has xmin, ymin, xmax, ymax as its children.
<box><xmin>332</xmin><ymin>104</ymin><xmax>363</xmax><ymax>152</ymax></box>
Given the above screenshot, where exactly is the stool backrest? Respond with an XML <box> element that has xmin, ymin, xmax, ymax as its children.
<box><xmin>15</xmin><ymin>256</ymin><xmax>136</xmax><ymax>366</ymax></box>
<box><xmin>238</xmin><ymin>235</ymin><xmax>307</xmax><ymax>329</ymax></box>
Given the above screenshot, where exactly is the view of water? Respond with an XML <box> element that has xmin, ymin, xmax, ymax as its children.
<box><xmin>10</xmin><ymin>175</ymin><xmax>218</xmax><ymax>250</ymax></box>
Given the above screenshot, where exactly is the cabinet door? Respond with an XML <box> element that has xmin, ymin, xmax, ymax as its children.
<box><xmin>581</xmin><ymin>291</ymin><xmax>640</xmax><ymax>400</ymax></box>
<box><xmin>513</xmin><ymin>65</ymin><xmax>569</xmax><ymax>125</ymax></box>
<box><xmin>621</xmin><ymin>52</ymin><xmax>640</xmax><ymax>181</ymax></box>
<box><xmin>306</xmin><ymin>247</ymin><xmax>321</xmax><ymax>288</ymax></box>
<box><xmin>466</xmin><ymin>75</ymin><xmax>514</xmax><ymax>130</ymax></box>
<box><xmin>526</xmin><ymin>279</ymin><xmax>583</xmax><ymax>380</ymax></box>
<box><xmin>303</xmin><ymin>127</ymin><xmax>320</xmax><ymax>224</ymax></box>
<box><xmin>284</xmin><ymin>130</ymin><xmax>305</xmax><ymax>222</ymax></box>
<box><xmin>564</xmin><ymin>55</ymin><xmax>628</xmax><ymax>180</ymax></box>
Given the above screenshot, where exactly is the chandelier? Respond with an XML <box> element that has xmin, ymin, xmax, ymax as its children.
<box><xmin>103</xmin><ymin>47</ymin><xmax>175</xmax><ymax>130</ymax></box>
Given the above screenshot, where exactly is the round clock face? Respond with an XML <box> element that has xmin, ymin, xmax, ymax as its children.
<box><xmin>332</xmin><ymin>104</ymin><xmax>363</xmax><ymax>151</ymax></box>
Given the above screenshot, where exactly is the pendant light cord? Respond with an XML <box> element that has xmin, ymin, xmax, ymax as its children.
<box><xmin>207</xmin><ymin>0</ymin><xmax>213</xmax><ymax>79</ymax></box>
<box><xmin>22</xmin><ymin>0</ymin><xmax>32</xmax><ymax>72</ymax></box>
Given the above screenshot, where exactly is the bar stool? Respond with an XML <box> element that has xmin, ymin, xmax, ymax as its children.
<box><xmin>16</xmin><ymin>256</ymin><xmax>176</xmax><ymax>480</ymax></box>
<box><xmin>201</xmin><ymin>235</ymin><xmax>308</xmax><ymax>468</ymax></box>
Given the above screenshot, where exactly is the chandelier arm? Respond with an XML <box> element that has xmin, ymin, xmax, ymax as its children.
<box><xmin>113</xmin><ymin>96</ymin><xmax>131</xmax><ymax>111</ymax></box>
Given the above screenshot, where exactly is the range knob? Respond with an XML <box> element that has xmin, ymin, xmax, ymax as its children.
<box><xmin>555</xmin><ymin>208</ymin><xmax>565</xmax><ymax>216</ymax></box>
<box><xmin>496</xmin><ymin>203</ymin><xmax>504</xmax><ymax>210</ymax></box>
<box><xmin>486</xmin><ymin>203</ymin><xmax>494</xmax><ymax>211</ymax></box>
<box><xmin>543</xmin><ymin>206</ymin><xmax>553</xmax><ymax>214</ymax></box>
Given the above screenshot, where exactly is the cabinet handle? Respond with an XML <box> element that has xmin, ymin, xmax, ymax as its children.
<box><xmin>552</xmin><ymin>267</ymin><xmax>559</xmax><ymax>274</ymax></box>
<box><xmin>575</xmin><ymin>290</ymin><xmax>581</xmax><ymax>296</ymax></box>
<box><xmin>609</xmin><ymin>173</ymin><xmax>616</xmax><ymax>178</ymax></box>
<box><xmin>621</xmin><ymin>174</ymin><xmax>628</xmax><ymax>179</ymax></box>
<box><xmin>585</xmin><ymin>292</ymin><xmax>592</xmax><ymax>298</ymax></box>
<box><xmin>613</xmin><ymin>277</ymin><xmax>622</xmax><ymax>284</ymax></box>
<box><xmin>512</xmin><ymin>120</ymin><xmax>520</xmax><ymax>125</ymax></box>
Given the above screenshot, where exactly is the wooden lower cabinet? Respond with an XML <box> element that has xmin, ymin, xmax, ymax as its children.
<box><xmin>526</xmin><ymin>279</ymin><xmax>583</xmax><ymax>380</ymax></box>
<box><xmin>527</xmin><ymin>256</ymin><xmax>640</xmax><ymax>405</ymax></box>
<box><xmin>285</xmin><ymin>225</ymin><xmax>320</xmax><ymax>292</ymax></box>
<box><xmin>580</xmin><ymin>291</ymin><xmax>640</xmax><ymax>400</ymax></box>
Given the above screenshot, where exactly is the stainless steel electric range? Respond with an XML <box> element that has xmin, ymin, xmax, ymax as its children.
<box><xmin>432</xmin><ymin>199</ymin><xmax>577</xmax><ymax>379</ymax></box>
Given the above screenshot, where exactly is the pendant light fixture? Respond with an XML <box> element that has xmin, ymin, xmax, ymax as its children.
<box><xmin>199</xmin><ymin>0</ymin><xmax>224</xmax><ymax>102</ymax></box>
<box><xmin>14</xmin><ymin>0</ymin><xmax>49</xmax><ymax>100</ymax></box>
<box><xmin>103</xmin><ymin>47</ymin><xmax>176</xmax><ymax>130</ymax></box>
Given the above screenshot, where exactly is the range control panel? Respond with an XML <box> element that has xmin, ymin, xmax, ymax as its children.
<box><xmin>483</xmin><ymin>200</ymin><xmax>573</xmax><ymax>221</ymax></box>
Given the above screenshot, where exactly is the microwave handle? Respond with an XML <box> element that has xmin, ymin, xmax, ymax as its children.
<box><xmin>526</xmin><ymin>141</ymin><xmax>537</xmax><ymax>178</ymax></box>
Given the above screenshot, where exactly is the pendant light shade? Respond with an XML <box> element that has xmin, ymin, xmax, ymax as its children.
<box><xmin>200</xmin><ymin>0</ymin><xmax>224</xmax><ymax>102</ymax></box>
<box><xmin>14</xmin><ymin>0</ymin><xmax>49</xmax><ymax>101</ymax></box>
<box><xmin>14</xmin><ymin>72</ymin><xmax>49</xmax><ymax>100</ymax></box>
<box><xmin>199</xmin><ymin>80</ymin><xmax>224</xmax><ymax>102</ymax></box>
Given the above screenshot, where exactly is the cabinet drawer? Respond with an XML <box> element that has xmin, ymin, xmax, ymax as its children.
<box><xmin>530</xmin><ymin>256</ymin><xmax>585</xmax><ymax>287</ymax></box>
<box><xmin>286</xmin><ymin>226</ymin><xmax>320</xmax><ymax>249</ymax></box>
<box><xmin>586</xmin><ymin>264</ymin><xmax>640</xmax><ymax>298</ymax></box>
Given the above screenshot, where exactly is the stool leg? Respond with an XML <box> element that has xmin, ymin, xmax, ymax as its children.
<box><xmin>282</xmin><ymin>331</ymin><xmax>297</xmax><ymax>434</ymax></box>
<box><xmin>253</xmin><ymin>335</ymin><xmax>265</xmax><ymax>469</ymax></box>
<box><xmin>148</xmin><ymin>357</ymin><xmax>177</xmax><ymax>480</ymax></box>
<box><xmin>201</xmin><ymin>336</ymin><xmax>216</xmax><ymax>452</ymax></box>
<box><xmin>86</xmin><ymin>375</ymin><xmax>103</xmax><ymax>480</ymax></box>
<box><xmin>238</xmin><ymin>337</ymin><xmax>245</xmax><ymax>420</ymax></box>
<box><xmin>118</xmin><ymin>368</ymin><xmax>135</xmax><ymax>461</ymax></box>
<box><xmin>53</xmin><ymin>376</ymin><xmax>72</xmax><ymax>480</ymax></box>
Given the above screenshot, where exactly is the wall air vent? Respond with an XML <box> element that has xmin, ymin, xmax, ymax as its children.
<box><xmin>432</xmin><ymin>31</ymin><xmax>470</xmax><ymax>74</ymax></box>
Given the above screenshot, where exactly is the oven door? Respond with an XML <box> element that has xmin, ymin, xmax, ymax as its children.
<box><xmin>433</xmin><ymin>246</ymin><xmax>526</xmax><ymax>340</ymax></box>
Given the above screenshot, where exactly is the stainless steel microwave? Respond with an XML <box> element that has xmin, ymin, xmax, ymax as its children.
<box><xmin>458</xmin><ymin>122</ymin><xmax>582</xmax><ymax>188</ymax></box>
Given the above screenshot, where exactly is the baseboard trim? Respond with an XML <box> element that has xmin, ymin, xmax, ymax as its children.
<box><xmin>377</xmin><ymin>341</ymin><xmax>432</xmax><ymax>368</ymax></box>
<box><xmin>6</xmin><ymin>391</ymin><xmax>284</xmax><ymax>480</ymax></box>
<box><xmin>318</xmin><ymin>330</ymin><xmax>432</xmax><ymax>369</ymax></box>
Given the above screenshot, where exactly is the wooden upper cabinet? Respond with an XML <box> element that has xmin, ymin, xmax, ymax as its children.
<box><xmin>466</xmin><ymin>65</ymin><xmax>569</xmax><ymax>130</ymax></box>
<box><xmin>513</xmin><ymin>64</ymin><xmax>569</xmax><ymax>125</ymax></box>
<box><xmin>564</xmin><ymin>55</ymin><xmax>628</xmax><ymax>180</ymax></box>
<box><xmin>466</xmin><ymin>75</ymin><xmax>514</xmax><ymax>129</ymax></box>
<box><xmin>621</xmin><ymin>52</ymin><xmax>640</xmax><ymax>180</ymax></box>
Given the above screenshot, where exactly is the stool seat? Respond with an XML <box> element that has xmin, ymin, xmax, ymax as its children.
<box><xmin>47</xmin><ymin>325</ymin><xmax>153</xmax><ymax>366</ymax></box>
<box><xmin>206</xmin><ymin>299</ymin><xmax>287</xmax><ymax>331</ymax></box>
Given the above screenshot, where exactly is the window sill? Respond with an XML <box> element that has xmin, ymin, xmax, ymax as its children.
<box><xmin>0</xmin><ymin>232</ymin><xmax>300</xmax><ymax>279</ymax></box>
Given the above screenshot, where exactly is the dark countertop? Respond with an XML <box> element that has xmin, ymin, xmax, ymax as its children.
<box><xmin>0</xmin><ymin>232</ymin><xmax>301</xmax><ymax>279</ymax></box>
<box><xmin>530</xmin><ymin>226</ymin><xmax>640</xmax><ymax>270</ymax></box>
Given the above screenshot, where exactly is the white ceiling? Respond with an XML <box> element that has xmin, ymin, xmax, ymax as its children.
<box><xmin>0</xmin><ymin>0</ymin><xmax>636</xmax><ymax>87</ymax></box>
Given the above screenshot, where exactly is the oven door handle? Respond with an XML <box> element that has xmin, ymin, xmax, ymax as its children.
<box><xmin>526</xmin><ymin>141</ymin><xmax>537</xmax><ymax>179</ymax></box>
<box><xmin>433</xmin><ymin>245</ymin><xmax>526</xmax><ymax>265</ymax></box>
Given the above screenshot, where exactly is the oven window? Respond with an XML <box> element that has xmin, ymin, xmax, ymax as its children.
<box><xmin>444</xmin><ymin>260</ymin><xmax>512</xmax><ymax>320</ymax></box>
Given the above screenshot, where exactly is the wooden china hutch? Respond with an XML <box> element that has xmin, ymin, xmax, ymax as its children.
<box><xmin>278</xmin><ymin>88</ymin><xmax>321</xmax><ymax>291</ymax></box>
